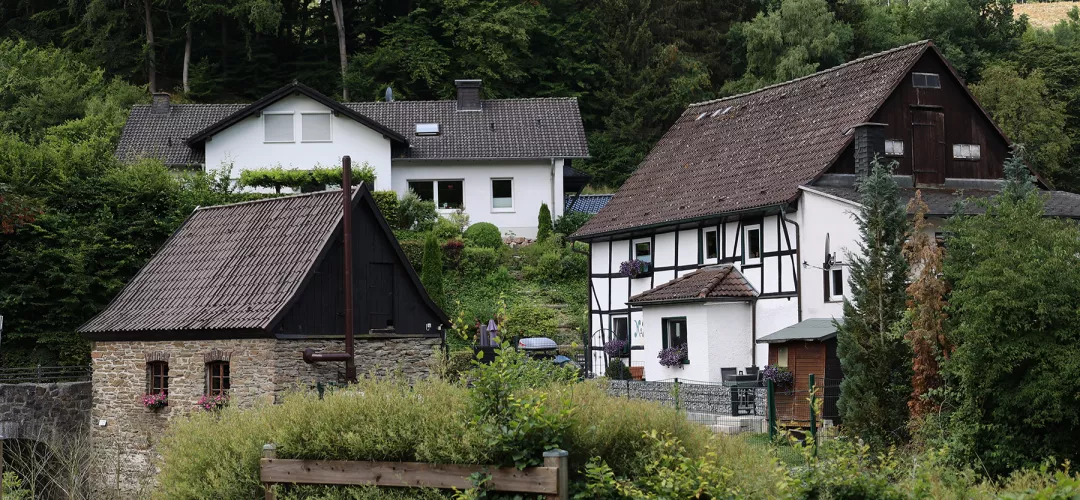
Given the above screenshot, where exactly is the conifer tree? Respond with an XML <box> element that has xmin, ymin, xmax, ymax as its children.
<box><xmin>836</xmin><ymin>158</ymin><xmax>912</xmax><ymax>448</ymax></box>
<box><xmin>421</xmin><ymin>232</ymin><xmax>445</xmax><ymax>309</ymax></box>
<box><xmin>537</xmin><ymin>203</ymin><xmax>553</xmax><ymax>242</ymax></box>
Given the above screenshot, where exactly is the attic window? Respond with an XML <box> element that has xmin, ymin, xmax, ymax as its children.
<box><xmin>912</xmin><ymin>72</ymin><xmax>941</xmax><ymax>89</ymax></box>
<box><xmin>885</xmin><ymin>139</ymin><xmax>904</xmax><ymax>156</ymax></box>
<box><xmin>415</xmin><ymin>123</ymin><xmax>440</xmax><ymax>136</ymax></box>
<box><xmin>953</xmin><ymin>144</ymin><xmax>981</xmax><ymax>160</ymax></box>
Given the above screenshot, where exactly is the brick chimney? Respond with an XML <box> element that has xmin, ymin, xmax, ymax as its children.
<box><xmin>853</xmin><ymin>122</ymin><xmax>886</xmax><ymax>178</ymax></box>
<box><xmin>151</xmin><ymin>92</ymin><xmax>171</xmax><ymax>114</ymax></box>
<box><xmin>455</xmin><ymin>80</ymin><xmax>482</xmax><ymax>111</ymax></box>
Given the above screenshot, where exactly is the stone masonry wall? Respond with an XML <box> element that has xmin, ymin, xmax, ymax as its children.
<box><xmin>0</xmin><ymin>381</ymin><xmax>92</xmax><ymax>440</ymax></box>
<box><xmin>90</xmin><ymin>335</ymin><xmax>441</xmax><ymax>497</ymax></box>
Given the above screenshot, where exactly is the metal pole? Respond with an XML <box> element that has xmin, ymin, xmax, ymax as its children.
<box><xmin>1</xmin><ymin>437</ymin><xmax>4</xmax><ymax>500</ymax></box>
<box><xmin>809</xmin><ymin>373</ymin><xmax>817</xmax><ymax>457</ymax></box>
<box><xmin>767</xmin><ymin>380</ymin><xmax>777</xmax><ymax>441</ymax></box>
<box><xmin>342</xmin><ymin>156</ymin><xmax>356</xmax><ymax>383</ymax></box>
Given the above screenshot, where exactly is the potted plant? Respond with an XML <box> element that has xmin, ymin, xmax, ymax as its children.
<box><xmin>197</xmin><ymin>393</ymin><xmax>229</xmax><ymax>411</ymax></box>
<box><xmin>657</xmin><ymin>344</ymin><xmax>687</xmax><ymax>368</ymax></box>
<box><xmin>142</xmin><ymin>393</ymin><xmax>168</xmax><ymax>411</ymax></box>
<box><xmin>619</xmin><ymin>259</ymin><xmax>651</xmax><ymax>278</ymax></box>
<box><xmin>603</xmin><ymin>339</ymin><xmax>630</xmax><ymax>358</ymax></box>
<box><xmin>761</xmin><ymin>365</ymin><xmax>793</xmax><ymax>387</ymax></box>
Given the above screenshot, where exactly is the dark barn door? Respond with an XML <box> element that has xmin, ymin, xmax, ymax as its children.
<box><xmin>368</xmin><ymin>262</ymin><xmax>394</xmax><ymax>330</ymax></box>
<box><xmin>912</xmin><ymin>108</ymin><xmax>946</xmax><ymax>185</ymax></box>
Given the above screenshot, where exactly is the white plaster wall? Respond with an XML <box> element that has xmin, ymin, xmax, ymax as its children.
<box><xmin>392</xmin><ymin>160</ymin><xmax>561</xmax><ymax>239</ymax></box>
<box><xmin>797</xmin><ymin>189</ymin><xmax>861</xmax><ymax>320</ymax></box>
<box><xmin>677</xmin><ymin>229</ymin><xmax>698</xmax><ymax>264</ymax></box>
<box><xmin>755</xmin><ymin>297</ymin><xmax>800</xmax><ymax>366</ymax></box>
<box><xmin>643</xmin><ymin>304</ymin><xmax>710</xmax><ymax>381</ymax></box>
<box><xmin>654</xmin><ymin>232</ymin><xmax>676</xmax><ymax>268</ymax></box>
<box><xmin>205</xmin><ymin>94</ymin><xmax>394</xmax><ymax>190</ymax></box>
<box><xmin>705</xmin><ymin>302</ymin><xmax>755</xmax><ymax>381</ymax></box>
<box><xmin>591</xmin><ymin>241</ymin><xmax>610</xmax><ymax>274</ymax></box>
<box><xmin>610</xmin><ymin>240</ymin><xmax>630</xmax><ymax>271</ymax></box>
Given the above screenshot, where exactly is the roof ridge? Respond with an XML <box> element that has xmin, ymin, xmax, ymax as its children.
<box><xmin>697</xmin><ymin>265</ymin><xmax>732</xmax><ymax>298</ymax></box>
<box><xmin>194</xmin><ymin>187</ymin><xmax>354</xmax><ymax>212</ymax></box>
<box><xmin>346</xmin><ymin>97</ymin><xmax>578</xmax><ymax>105</ymax></box>
<box><xmin>687</xmin><ymin>40</ymin><xmax>931</xmax><ymax>109</ymax></box>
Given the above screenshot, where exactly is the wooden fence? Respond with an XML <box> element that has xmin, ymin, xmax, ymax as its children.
<box><xmin>260</xmin><ymin>444</ymin><xmax>569</xmax><ymax>499</ymax></box>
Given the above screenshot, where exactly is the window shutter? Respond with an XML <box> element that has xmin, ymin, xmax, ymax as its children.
<box><xmin>302</xmin><ymin>113</ymin><xmax>332</xmax><ymax>141</ymax></box>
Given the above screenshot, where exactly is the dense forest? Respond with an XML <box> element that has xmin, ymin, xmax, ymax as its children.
<box><xmin>1</xmin><ymin>0</ymin><xmax>1080</xmax><ymax>365</ymax></box>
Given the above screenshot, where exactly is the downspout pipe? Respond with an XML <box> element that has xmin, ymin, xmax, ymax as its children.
<box><xmin>781</xmin><ymin>207</ymin><xmax>803</xmax><ymax>322</ymax></box>
<box><xmin>303</xmin><ymin>155</ymin><xmax>358</xmax><ymax>382</ymax></box>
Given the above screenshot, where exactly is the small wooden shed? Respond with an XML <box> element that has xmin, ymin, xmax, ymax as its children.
<box><xmin>757</xmin><ymin>318</ymin><xmax>844</xmax><ymax>425</ymax></box>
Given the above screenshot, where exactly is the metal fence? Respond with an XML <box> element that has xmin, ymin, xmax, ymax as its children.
<box><xmin>0</xmin><ymin>365</ymin><xmax>92</xmax><ymax>384</ymax></box>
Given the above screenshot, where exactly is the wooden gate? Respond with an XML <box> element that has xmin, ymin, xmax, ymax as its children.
<box><xmin>912</xmin><ymin>108</ymin><xmax>946</xmax><ymax>185</ymax></box>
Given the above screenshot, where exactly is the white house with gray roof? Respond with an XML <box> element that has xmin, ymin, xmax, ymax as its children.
<box><xmin>115</xmin><ymin>80</ymin><xmax>590</xmax><ymax>238</ymax></box>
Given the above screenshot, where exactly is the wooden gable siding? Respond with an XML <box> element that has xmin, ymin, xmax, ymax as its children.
<box><xmin>769</xmin><ymin>341</ymin><xmax>826</xmax><ymax>423</ymax></box>
<box><xmin>275</xmin><ymin>198</ymin><xmax>443</xmax><ymax>337</ymax></box>
<box><xmin>829</xmin><ymin>51</ymin><xmax>1009</xmax><ymax>182</ymax></box>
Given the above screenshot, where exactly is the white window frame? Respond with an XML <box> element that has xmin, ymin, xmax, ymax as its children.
<box><xmin>703</xmin><ymin>228</ymin><xmax>718</xmax><ymax>261</ymax></box>
<box><xmin>827</xmin><ymin>266</ymin><xmax>845</xmax><ymax>302</ymax></box>
<box><xmin>300</xmin><ymin>111</ymin><xmax>333</xmax><ymax>143</ymax></box>
<box><xmin>490</xmin><ymin>178</ymin><xmax>514</xmax><ymax>213</ymax></box>
<box><xmin>662</xmin><ymin>317</ymin><xmax>689</xmax><ymax>365</ymax></box>
<box><xmin>885</xmin><ymin>139</ymin><xmax>904</xmax><ymax>157</ymax></box>
<box><xmin>953</xmin><ymin>144</ymin><xmax>981</xmax><ymax>160</ymax></box>
<box><xmin>633</xmin><ymin>239</ymin><xmax>652</xmax><ymax>265</ymax></box>
<box><xmin>263</xmin><ymin>111</ymin><xmax>295</xmax><ymax>143</ymax></box>
<box><xmin>743</xmin><ymin>224</ymin><xmax>762</xmax><ymax>265</ymax></box>
<box><xmin>407</xmin><ymin>179</ymin><xmax>465</xmax><ymax>211</ymax></box>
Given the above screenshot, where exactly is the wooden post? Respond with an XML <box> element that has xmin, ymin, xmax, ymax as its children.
<box><xmin>263</xmin><ymin>443</ymin><xmax>276</xmax><ymax>500</ymax></box>
<box><xmin>767</xmin><ymin>380</ymin><xmax>777</xmax><ymax>440</ymax></box>
<box><xmin>808</xmin><ymin>374</ymin><xmax>817</xmax><ymax>457</ymax></box>
<box><xmin>543</xmin><ymin>449</ymin><xmax>568</xmax><ymax>500</ymax></box>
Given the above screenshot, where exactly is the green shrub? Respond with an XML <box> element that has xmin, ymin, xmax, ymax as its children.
<box><xmin>463</xmin><ymin>222</ymin><xmax>503</xmax><ymax>249</ymax></box>
<box><xmin>238</xmin><ymin>164</ymin><xmax>376</xmax><ymax>193</ymax></box>
<box><xmin>445</xmin><ymin>210</ymin><xmax>470</xmax><ymax>233</ymax></box>
<box><xmin>537</xmin><ymin>202</ymin><xmax>553</xmax><ymax>242</ymax></box>
<box><xmin>421</xmin><ymin>232</ymin><xmax>445</xmax><ymax>309</ymax></box>
<box><xmin>2</xmin><ymin>472</ymin><xmax>30</xmax><ymax>500</ymax></box>
<box><xmin>433</xmin><ymin>217</ymin><xmax>461</xmax><ymax>240</ymax></box>
<box><xmin>554</xmin><ymin>211</ymin><xmax>592</xmax><ymax>236</ymax></box>
<box><xmin>502</xmin><ymin>304</ymin><xmax>558</xmax><ymax>341</ymax></box>
<box><xmin>524</xmin><ymin>250</ymin><xmax>564</xmax><ymax>283</ymax></box>
<box><xmin>460</xmin><ymin>247</ymin><xmax>500</xmax><ymax>277</ymax></box>
<box><xmin>399</xmin><ymin>239</ymin><xmax>424</xmax><ymax>272</ymax></box>
<box><xmin>442</xmin><ymin>349</ymin><xmax>476</xmax><ymax>381</ymax></box>
<box><xmin>397</xmin><ymin>191</ymin><xmax>438</xmax><ymax>231</ymax></box>
<box><xmin>442</xmin><ymin>239</ymin><xmax>464</xmax><ymax>268</ymax></box>
<box><xmin>606</xmin><ymin>358</ymin><xmax>632</xmax><ymax>380</ymax></box>
<box><xmin>371</xmin><ymin>190</ymin><xmax>399</xmax><ymax>228</ymax></box>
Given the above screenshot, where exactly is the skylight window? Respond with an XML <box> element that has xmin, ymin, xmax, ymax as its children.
<box><xmin>415</xmin><ymin>123</ymin><xmax>440</xmax><ymax>136</ymax></box>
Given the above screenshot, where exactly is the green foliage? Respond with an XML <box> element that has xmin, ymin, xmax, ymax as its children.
<box><xmin>460</xmin><ymin>246</ymin><xmax>501</xmax><ymax>277</ymax></box>
<box><xmin>398</xmin><ymin>239</ymin><xmax>425</xmax><ymax>273</ymax></box>
<box><xmin>606</xmin><ymin>358</ymin><xmax>632</xmax><ymax>381</ymax></box>
<box><xmin>421</xmin><ymin>232</ymin><xmax>445</xmax><ymax>309</ymax></box>
<box><xmin>468</xmin><ymin>342</ymin><xmax>579</xmax><ymax>418</ymax></box>
<box><xmin>536</xmin><ymin>203</ymin><xmax>553</xmax><ymax>242</ymax></box>
<box><xmin>554</xmin><ymin>212</ymin><xmax>593</xmax><ymax>237</ymax></box>
<box><xmin>237</xmin><ymin>164</ymin><xmax>376</xmax><ymax>193</ymax></box>
<box><xmin>501</xmin><ymin>304</ymin><xmax>558</xmax><ymax>341</ymax></box>
<box><xmin>836</xmin><ymin>159</ymin><xmax>912</xmax><ymax>449</ymax></box>
<box><xmin>463</xmin><ymin>222</ymin><xmax>504</xmax><ymax>249</ymax></box>
<box><xmin>397</xmin><ymin>191</ymin><xmax>438</xmax><ymax>231</ymax></box>
<box><xmin>433</xmin><ymin>217</ymin><xmax>462</xmax><ymax>240</ymax></box>
<box><xmin>943</xmin><ymin>164</ymin><xmax>1080</xmax><ymax>474</ymax></box>
<box><xmin>372</xmin><ymin>190</ymin><xmax>399</xmax><ymax>228</ymax></box>
<box><xmin>2</xmin><ymin>472</ymin><xmax>31</xmax><ymax>500</ymax></box>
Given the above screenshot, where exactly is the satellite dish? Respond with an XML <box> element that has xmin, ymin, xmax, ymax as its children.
<box><xmin>824</xmin><ymin>234</ymin><xmax>834</xmax><ymax>269</ymax></box>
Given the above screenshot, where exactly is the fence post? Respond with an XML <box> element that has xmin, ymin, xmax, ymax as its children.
<box><xmin>673</xmin><ymin>378</ymin><xmax>680</xmax><ymax>412</ymax></box>
<box><xmin>35</xmin><ymin>364</ymin><xmax>41</xmax><ymax>383</ymax></box>
<box><xmin>808</xmin><ymin>374</ymin><xmax>817</xmax><ymax>457</ymax></box>
<box><xmin>1</xmin><ymin>436</ymin><xmax>5</xmax><ymax>500</ymax></box>
<box><xmin>543</xmin><ymin>449</ymin><xmax>569</xmax><ymax>500</ymax></box>
<box><xmin>767</xmin><ymin>380</ymin><xmax>777</xmax><ymax>440</ymax></box>
<box><xmin>262</xmin><ymin>443</ymin><xmax>276</xmax><ymax>500</ymax></box>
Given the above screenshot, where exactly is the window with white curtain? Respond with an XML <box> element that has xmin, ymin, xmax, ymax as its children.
<box><xmin>264</xmin><ymin>113</ymin><xmax>294</xmax><ymax>142</ymax></box>
<box><xmin>301</xmin><ymin>113</ymin><xmax>332</xmax><ymax>142</ymax></box>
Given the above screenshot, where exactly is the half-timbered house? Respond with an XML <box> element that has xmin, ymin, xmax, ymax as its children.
<box><xmin>572</xmin><ymin>40</ymin><xmax>1080</xmax><ymax>382</ymax></box>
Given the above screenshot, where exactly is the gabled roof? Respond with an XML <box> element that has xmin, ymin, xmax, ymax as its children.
<box><xmin>78</xmin><ymin>186</ymin><xmax>448</xmax><ymax>339</ymax></box>
<box><xmin>757</xmin><ymin>318</ymin><xmax>843</xmax><ymax>343</ymax></box>
<box><xmin>627</xmin><ymin>265</ymin><xmax>756</xmax><ymax>305</ymax></box>
<box><xmin>573</xmin><ymin>41</ymin><xmax>934</xmax><ymax>239</ymax></box>
<box><xmin>114</xmin><ymin>85</ymin><xmax>588</xmax><ymax>165</ymax></box>
<box><xmin>185</xmin><ymin>82</ymin><xmax>408</xmax><ymax>147</ymax></box>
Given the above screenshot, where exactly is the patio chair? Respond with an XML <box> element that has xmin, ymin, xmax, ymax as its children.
<box><xmin>721</xmin><ymin>367</ymin><xmax>737</xmax><ymax>384</ymax></box>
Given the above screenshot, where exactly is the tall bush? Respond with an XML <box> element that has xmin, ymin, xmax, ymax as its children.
<box><xmin>537</xmin><ymin>202</ymin><xmax>553</xmax><ymax>242</ymax></box>
<box><xmin>397</xmin><ymin>191</ymin><xmax>438</xmax><ymax>231</ymax></box>
<box><xmin>420</xmin><ymin>232</ymin><xmax>445</xmax><ymax>309</ymax></box>
<box><xmin>371</xmin><ymin>190</ymin><xmax>398</xmax><ymax>228</ymax></box>
<box><xmin>463</xmin><ymin>222</ymin><xmax>503</xmax><ymax>249</ymax></box>
<box><xmin>836</xmin><ymin>158</ymin><xmax>912</xmax><ymax>449</ymax></box>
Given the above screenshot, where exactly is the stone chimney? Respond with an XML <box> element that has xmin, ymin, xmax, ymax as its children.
<box><xmin>455</xmin><ymin>80</ymin><xmax>482</xmax><ymax>111</ymax></box>
<box><xmin>853</xmin><ymin>122</ymin><xmax>886</xmax><ymax>178</ymax></box>
<box><xmin>151</xmin><ymin>92</ymin><xmax>171</xmax><ymax>114</ymax></box>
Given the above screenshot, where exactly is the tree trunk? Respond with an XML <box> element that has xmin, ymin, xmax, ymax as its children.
<box><xmin>143</xmin><ymin>0</ymin><xmax>156</xmax><ymax>92</ymax></box>
<box><xmin>330</xmin><ymin>0</ymin><xmax>348</xmax><ymax>100</ymax></box>
<box><xmin>183</xmin><ymin>23</ymin><xmax>192</xmax><ymax>93</ymax></box>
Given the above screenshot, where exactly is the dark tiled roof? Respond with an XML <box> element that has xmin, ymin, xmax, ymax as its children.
<box><xmin>757</xmin><ymin>318</ymin><xmax>844</xmax><ymax>343</ymax></box>
<box><xmin>116</xmin><ymin>104</ymin><xmax>246</xmax><ymax>165</ymax></box>
<box><xmin>115</xmin><ymin>92</ymin><xmax>588</xmax><ymax>165</ymax></box>
<box><xmin>565</xmin><ymin>194</ymin><xmax>613</xmax><ymax>214</ymax></box>
<box><xmin>627</xmin><ymin>265</ymin><xmax>757</xmax><ymax>305</ymax></box>
<box><xmin>574</xmin><ymin>41</ymin><xmax>931</xmax><ymax>239</ymax></box>
<box><xmin>806</xmin><ymin>186</ymin><xmax>1080</xmax><ymax>218</ymax></box>
<box><xmin>79</xmin><ymin>190</ymin><xmax>349</xmax><ymax>334</ymax></box>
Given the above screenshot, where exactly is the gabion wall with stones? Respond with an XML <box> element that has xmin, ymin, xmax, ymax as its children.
<box><xmin>0</xmin><ymin>381</ymin><xmax>92</xmax><ymax>440</ymax></box>
<box><xmin>605</xmin><ymin>379</ymin><xmax>767</xmax><ymax>416</ymax></box>
<box><xmin>90</xmin><ymin>336</ymin><xmax>441</xmax><ymax>496</ymax></box>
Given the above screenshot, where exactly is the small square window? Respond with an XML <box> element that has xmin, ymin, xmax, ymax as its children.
<box><xmin>912</xmin><ymin>72</ymin><xmax>941</xmax><ymax>89</ymax></box>
<box><xmin>634</xmin><ymin>241</ymin><xmax>652</xmax><ymax>264</ymax></box>
<box><xmin>953</xmin><ymin>144</ymin><xmax>981</xmax><ymax>160</ymax></box>
<box><xmin>662</xmin><ymin>317</ymin><xmax>689</xmax><ymax>365</ymax></box>
<box><xmin>408</xmin><ymin>181</ymin><xmax>434</xmax><ymax>201</ymax></box>
<box><xmin>885</xmin><ymin>139</ymin><xmax>904</xmax><ymax>156</ymax></box>
<box><xmin>491</xmin><ymin>179</ymin><xmax>513</xmax><ymax>210</ymax></box>
<box><xmin>744</xmin><ymin>225</ymin><xmax>762</xmax><ymax>264</ymax></box>
<box><xmin>704</xmin><ymin>229</ymin><xmax>718</xmax><ymax>260</ymax></box>
<box><xmin>827</xmin><ymin>267</ymin><xmax>844</xmax><ymax>302</ymax></box>
<box><xmin>301</xmin><ymin>113</ymin><xmax>332</xmax><ymax>142</ymax></box>
<box><xmin>264</xmin><ymin>113</ymin><xmax>294</xmax><ymax>142</ymax></box>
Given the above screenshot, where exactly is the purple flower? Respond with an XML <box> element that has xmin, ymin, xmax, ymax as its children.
<box><xmin>604</xmin><ymin>339</ymin><xmax>629</xmax><ymax>357</ymax></box>
<box><xmin>761</xmin><ymin>365</ymin><xmax>793</xmax><ymax>386</ymax></box>
<box><xmin>658</xmin><ymin>344</ymin><xmax>687</xmax><ymax>368</ymax></box>
<box><xmin>619</xmin><ymin>259</ymin><xmax>648</xmax><ymax>278</ymax></box>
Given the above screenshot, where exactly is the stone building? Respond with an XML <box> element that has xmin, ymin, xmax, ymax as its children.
<box><xmin>78</xmin><ymin>185</ymin><xmax>447</xmax><ymax>492</ymax></box>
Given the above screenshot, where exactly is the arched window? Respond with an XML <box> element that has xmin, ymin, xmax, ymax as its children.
<box><xmin>147</xmin><ymin>361</ymin><xmax>169</xmax><ymax>396</ymax></box>
<box><xmin>205</xmin><ymin>361</ymin><xmax>230</xmax><ymax>396</ymax></box>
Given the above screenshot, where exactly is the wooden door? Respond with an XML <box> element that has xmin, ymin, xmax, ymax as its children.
<box><xmin>368</xmin><ymin>263</ymin><xmax>394</xmax><ymax>331</ymax></box>
<box><xmin>912</xmin><ymin>108</ymin><xmax>946</xmax><ymax>185</ymax></box>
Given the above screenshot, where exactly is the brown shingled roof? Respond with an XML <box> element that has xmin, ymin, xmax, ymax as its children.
<box><xmin>574</xmin><ymin>41</ymin><xmax>932</xmax><ymax>239</ymax></box>
<box><xmin>627</xmin><ymin>265</ymin><xmax>757</xmax><ymax>305</ymax></box>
